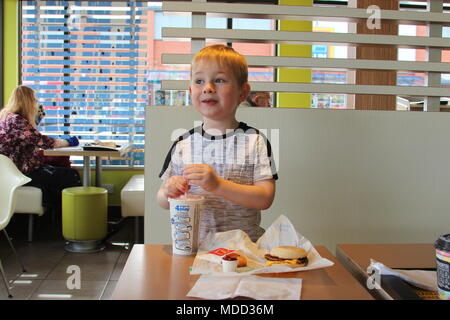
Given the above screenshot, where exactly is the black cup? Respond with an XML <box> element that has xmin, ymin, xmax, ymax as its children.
<box><xmin>435</xmin><ymin>234</ymin><xmax>450</xmax><ymax>300</ymax></box>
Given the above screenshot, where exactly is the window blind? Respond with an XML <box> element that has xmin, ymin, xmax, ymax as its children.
<box><xmin>21</xmin><ymin>0</ymin><xmax>147</xmax><ymax>167</ymax></box>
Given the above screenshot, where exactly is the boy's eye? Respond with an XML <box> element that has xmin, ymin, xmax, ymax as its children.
<box><xmin>195</xmin><ymin>79</ymin><xmax>204</xmax><ymax>84</ymax></box>
<box><xmin>215</xmin><ymin>78</ymin><xmax>226</xmax><ymax>83</ymax></box>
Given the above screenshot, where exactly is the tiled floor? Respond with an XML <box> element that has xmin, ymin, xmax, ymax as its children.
<box><xmin>0</xmin><ymin>210</ymin><xmax>138</xmax><ymax>300</ymax></box>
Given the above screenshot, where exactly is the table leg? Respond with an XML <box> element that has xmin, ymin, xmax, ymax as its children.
<box><xmin>83</xmin><ymin>156</ymin><xmax>91</xmax><ymax>187</ymax></box>
<box><xmin>95</xmin><ymin>156</ymin><xmax>102</xmax><ymax>187</ymax></box>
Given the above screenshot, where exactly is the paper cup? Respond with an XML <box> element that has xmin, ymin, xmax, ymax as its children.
<box><xmin>169</xmin><ymin>195</ymin><xmax>204</xmax><ymax>256</ymax></box>
<box><xmin>221</xmin><ymin>258</ymin><xmax>238</xmax><ymax>273</ymax></box>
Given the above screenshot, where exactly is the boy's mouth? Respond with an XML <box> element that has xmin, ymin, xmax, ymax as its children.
<box><xmin>201</xmin><ymin>98</ymin><xmax>218</xmax><ymax>105</ymax></box>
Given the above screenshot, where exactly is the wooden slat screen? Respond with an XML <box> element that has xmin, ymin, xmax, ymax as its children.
<box><xmin>160</xmin><ymin>0</ymin><xmax>449</xmax><ymax>110</ymax></box>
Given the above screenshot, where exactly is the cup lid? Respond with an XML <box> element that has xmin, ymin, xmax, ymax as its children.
<box><xmin>435</xmin><ymin>234</ymin><xmax>450</xmax><ymax>251</ymax></box>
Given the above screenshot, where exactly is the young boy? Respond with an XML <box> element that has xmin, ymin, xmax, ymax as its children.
<box><xmin>157</xmin><ymin>44</ymin><xmax>278</xmax><ymax>242</ymax></box>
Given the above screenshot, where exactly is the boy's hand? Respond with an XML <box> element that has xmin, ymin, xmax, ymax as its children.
<box><xmin>165</xmin><ymin>175</ymin><xmax>189</xmax><ymax>199</ymax></box>
<box><xmin>183</xmin><ymin>164</ymin><xmax>222</xmax><ymax>192</ymax></box>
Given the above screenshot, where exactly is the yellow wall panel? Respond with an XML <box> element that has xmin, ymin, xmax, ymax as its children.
<box><xmin>3</xmin><ymin>0</ymin><xmax>19</xmax><ymax>105</ymax></box>
<box><xmin>279</xmin><ymin>0</ymin><xmax>313</xmax><ymax>6</ymax></box>
<box><xmin>279</xmin><ymin>20</ymin><xmax>312</xmax><ymax>32</ymax></box>
<box><xmin>278</xmin><ymin>93</ymin><xmax>311</xmax><ymax>108</ymax></box>
<box><xmin>277</xmin><ymin>0</ymin><xmax>312</xmax><ymax>109</ymax></box>
<box><xmin>278</xmin><ymin>68</ymin><xmax>311</xmax><ymax>83</ymax></box>
<box><xmin>278</xmin><ymin>44</ymin><xmax>311</xmax><ymax>58</ymax></box>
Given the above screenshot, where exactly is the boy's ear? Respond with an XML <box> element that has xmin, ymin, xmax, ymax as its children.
<box><xmin>239</xmin><ymin>82</ymin><xmax>251</xmax><ymax>102</ymax></box>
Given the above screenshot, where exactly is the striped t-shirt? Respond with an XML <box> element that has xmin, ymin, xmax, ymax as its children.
<box><xmin>159</xmin><ymin>122</ymin><xmax>278</xmax><ymax>242</ymax></box>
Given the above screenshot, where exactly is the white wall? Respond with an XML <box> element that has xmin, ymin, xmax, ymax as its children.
<box><xmin>145</xmin><ymin>106</ymin><xmax>450</xmax><ymax>252</ymax></box>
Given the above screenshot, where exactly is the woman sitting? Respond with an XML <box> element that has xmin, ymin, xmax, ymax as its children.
<box><xmin>0</xmin><ymin>85</ymin><xmax>82</xmax><ymax>211</ymax></box>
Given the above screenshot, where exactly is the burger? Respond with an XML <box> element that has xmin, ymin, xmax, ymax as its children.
<box><xmin>264</xmin><ymin>246</ymin><xmax>308</xmax><ymax>267</ymax></box>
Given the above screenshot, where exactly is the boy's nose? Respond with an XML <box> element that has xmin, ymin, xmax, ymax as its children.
<box><xmin>203</xmin><ymin>82</ymin><xmax>215</xmax><ymax>93</ymax></box>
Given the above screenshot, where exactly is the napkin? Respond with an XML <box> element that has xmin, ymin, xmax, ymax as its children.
<box><xmin>191</xmin><ymin>215</ymin><xmax>334</xmax><ymax>276</ymax></box>
<box><xmin>187</xmin><ymin>275</ymin><xmax>302</xmax><ymax>300</ymax></box>
<box><xmin>369</xmin><ymin>259</ymin><xmax>437</xmax><ymax>292</ymax></box>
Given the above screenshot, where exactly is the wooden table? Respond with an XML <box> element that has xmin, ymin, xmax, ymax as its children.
<box><xmin>44</xmin><ymin>143</ymin><xmax>132</xmax><ymax>187</ymax></box>
<box><xmin>111</xmin><ymin>244</ymin><xmax>373</xmax><ymax>300</ymax></box>
<box><xmin>336</xmin><ymin>244</ymin><xmax>436</xmax><ymax>300</ymax></box>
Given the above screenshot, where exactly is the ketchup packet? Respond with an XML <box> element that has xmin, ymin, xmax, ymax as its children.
<box><xmin>208</xmin><ymin>248</ymin><xmax>236</xmax><ymax>256</ymax></box>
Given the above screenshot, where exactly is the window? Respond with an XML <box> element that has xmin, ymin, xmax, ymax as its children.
<box><xmin>310</xmin><ymin>12</ymin><xmax>450</xmax><ymax>110</ymax></box>
<box><xmin>21</xmin><ymin>0</ymin><xmax>148</xmax><ymax>167</ymax></box>
<box><xmin>21</xmin><ymin>0</ymin><xmax>448</xmax><ymax>155</ymax></box>
<box><xmin>20</xmin><ymin>1</ymin><xmax>275</xmax><ymax>168</ymax></box>
<box><xmin>232</xmin><ymin>17</ymin><xmax>275</xmax><ymax>83</ymax></box>
<box><xmin>311</xmin><ymin>20</ymin><xmax>348</xmax><ymax>109</ymax></box>
<box><xmin>149</xmin><ymin>5</ymin><xmax>275</xmax><ymax>107</ymax></box>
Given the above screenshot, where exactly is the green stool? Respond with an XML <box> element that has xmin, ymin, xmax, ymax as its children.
<box><xmin>62</xmin><ymin>187</ymin><xmax>108</xmax><ymax>253</ymax></box>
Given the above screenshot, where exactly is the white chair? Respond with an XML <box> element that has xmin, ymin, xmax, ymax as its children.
<box><xmin>14</xmin><ymin>186</ymin><xmax>45</xmax><ymax>242</ymax></box>
<box><xmin>0</xmin><ymin>154</ymin><xmax>29</xmax><ymax>298</ymax></box>
<box><xmin>121</xmin><ymin>174</ymin><xmax>144</xmax><ymax>243</ymax></box>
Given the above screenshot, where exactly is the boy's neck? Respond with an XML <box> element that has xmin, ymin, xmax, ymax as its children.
<box><xmin>203</xmin><ymin>118</ymin><xmax>240</xmax><ymax>135</ymax></box>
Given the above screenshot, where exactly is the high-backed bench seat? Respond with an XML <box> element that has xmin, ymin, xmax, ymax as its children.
<box><xmin>121</xmin><ymin>174</ymin><xmax>144</xmax><ymax>242</ymax></box>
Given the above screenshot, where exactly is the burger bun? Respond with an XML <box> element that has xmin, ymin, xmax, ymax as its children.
<box><xmin>269</xmin><ymin>246</ymin><xmax>308</xmax><ymax>260</ymax></box>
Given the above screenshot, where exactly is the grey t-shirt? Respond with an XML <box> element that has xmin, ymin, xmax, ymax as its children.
<box><xmin>159</xmin><ymin>122</ymin><xmax>278</xmax><ymax>242</ymax></box>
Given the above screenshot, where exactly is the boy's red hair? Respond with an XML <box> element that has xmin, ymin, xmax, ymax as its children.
<box><xmin>191</xmin><ymin>45</ymin><xmax>248</xmax><ymax>86</ymax></box>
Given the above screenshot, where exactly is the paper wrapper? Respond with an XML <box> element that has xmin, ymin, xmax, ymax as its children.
<box><xmin>187</xmin><ymin>275</ymin><xmax>302</xmax><ymax>300</ymax></box>
<box><xmin>369</xmin><ymin>259</ymin><xmax>438</xmax><ymax>292</ymax></box>
<box><xmin>190</xmin><ymin>215</ymin><xmax>334</xmax><ymax>276</ymax></box>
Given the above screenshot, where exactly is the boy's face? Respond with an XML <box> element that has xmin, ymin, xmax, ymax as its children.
<box><xmin>189</xmin><ymin>59</ymin><xmax>249</xmax><ymax>123</ymax></box>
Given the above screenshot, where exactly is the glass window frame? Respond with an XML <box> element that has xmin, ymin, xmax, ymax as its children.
<box><xmin>19</xmin><ymin>0</ymin><xmax>147</xmax><ymax>168</ymax></box>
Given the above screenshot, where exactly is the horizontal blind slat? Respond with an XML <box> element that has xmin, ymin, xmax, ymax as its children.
<box><xmin>161</xmin><ymin>80</ymin><xmax>449</xmax><ymax>97</ymax></box>
<box><xmin>162</xmin><ymin>27</ymin><xmax>450</xmax><ymax>49</ymax></box>
<box><xmin>162</xmin><ymin>1</ymin><xmax>450</xmax><ymax>25</ymax></box>
<box><xmin>162</xmin><ymin>54</ymin><xmax>450</xmax><ymax>73</ymax></box>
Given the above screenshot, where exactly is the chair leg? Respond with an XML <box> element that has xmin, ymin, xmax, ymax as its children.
<box><xmin>2</xmin><ymin>230</ymin><xmax>26</xmax><ymax>273</ymax></box>
<box><xmin>0</xmin><ymin>258</ymin><xmax>13</xmax><ymax>298</ymax></box>
<box><xmin>28</xmin><ymin>214</ymin><xmax>34</xmax><ymax>242</ymax></box>
<box><xmin>50</xmin><ymin>207</ymin><xmax>58</xmax><ymax>229</ymax></box>
<box><xmin>134</xmin><ymin>217</ymin><xmax>140</xmax><ymax>244</ymax></box>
